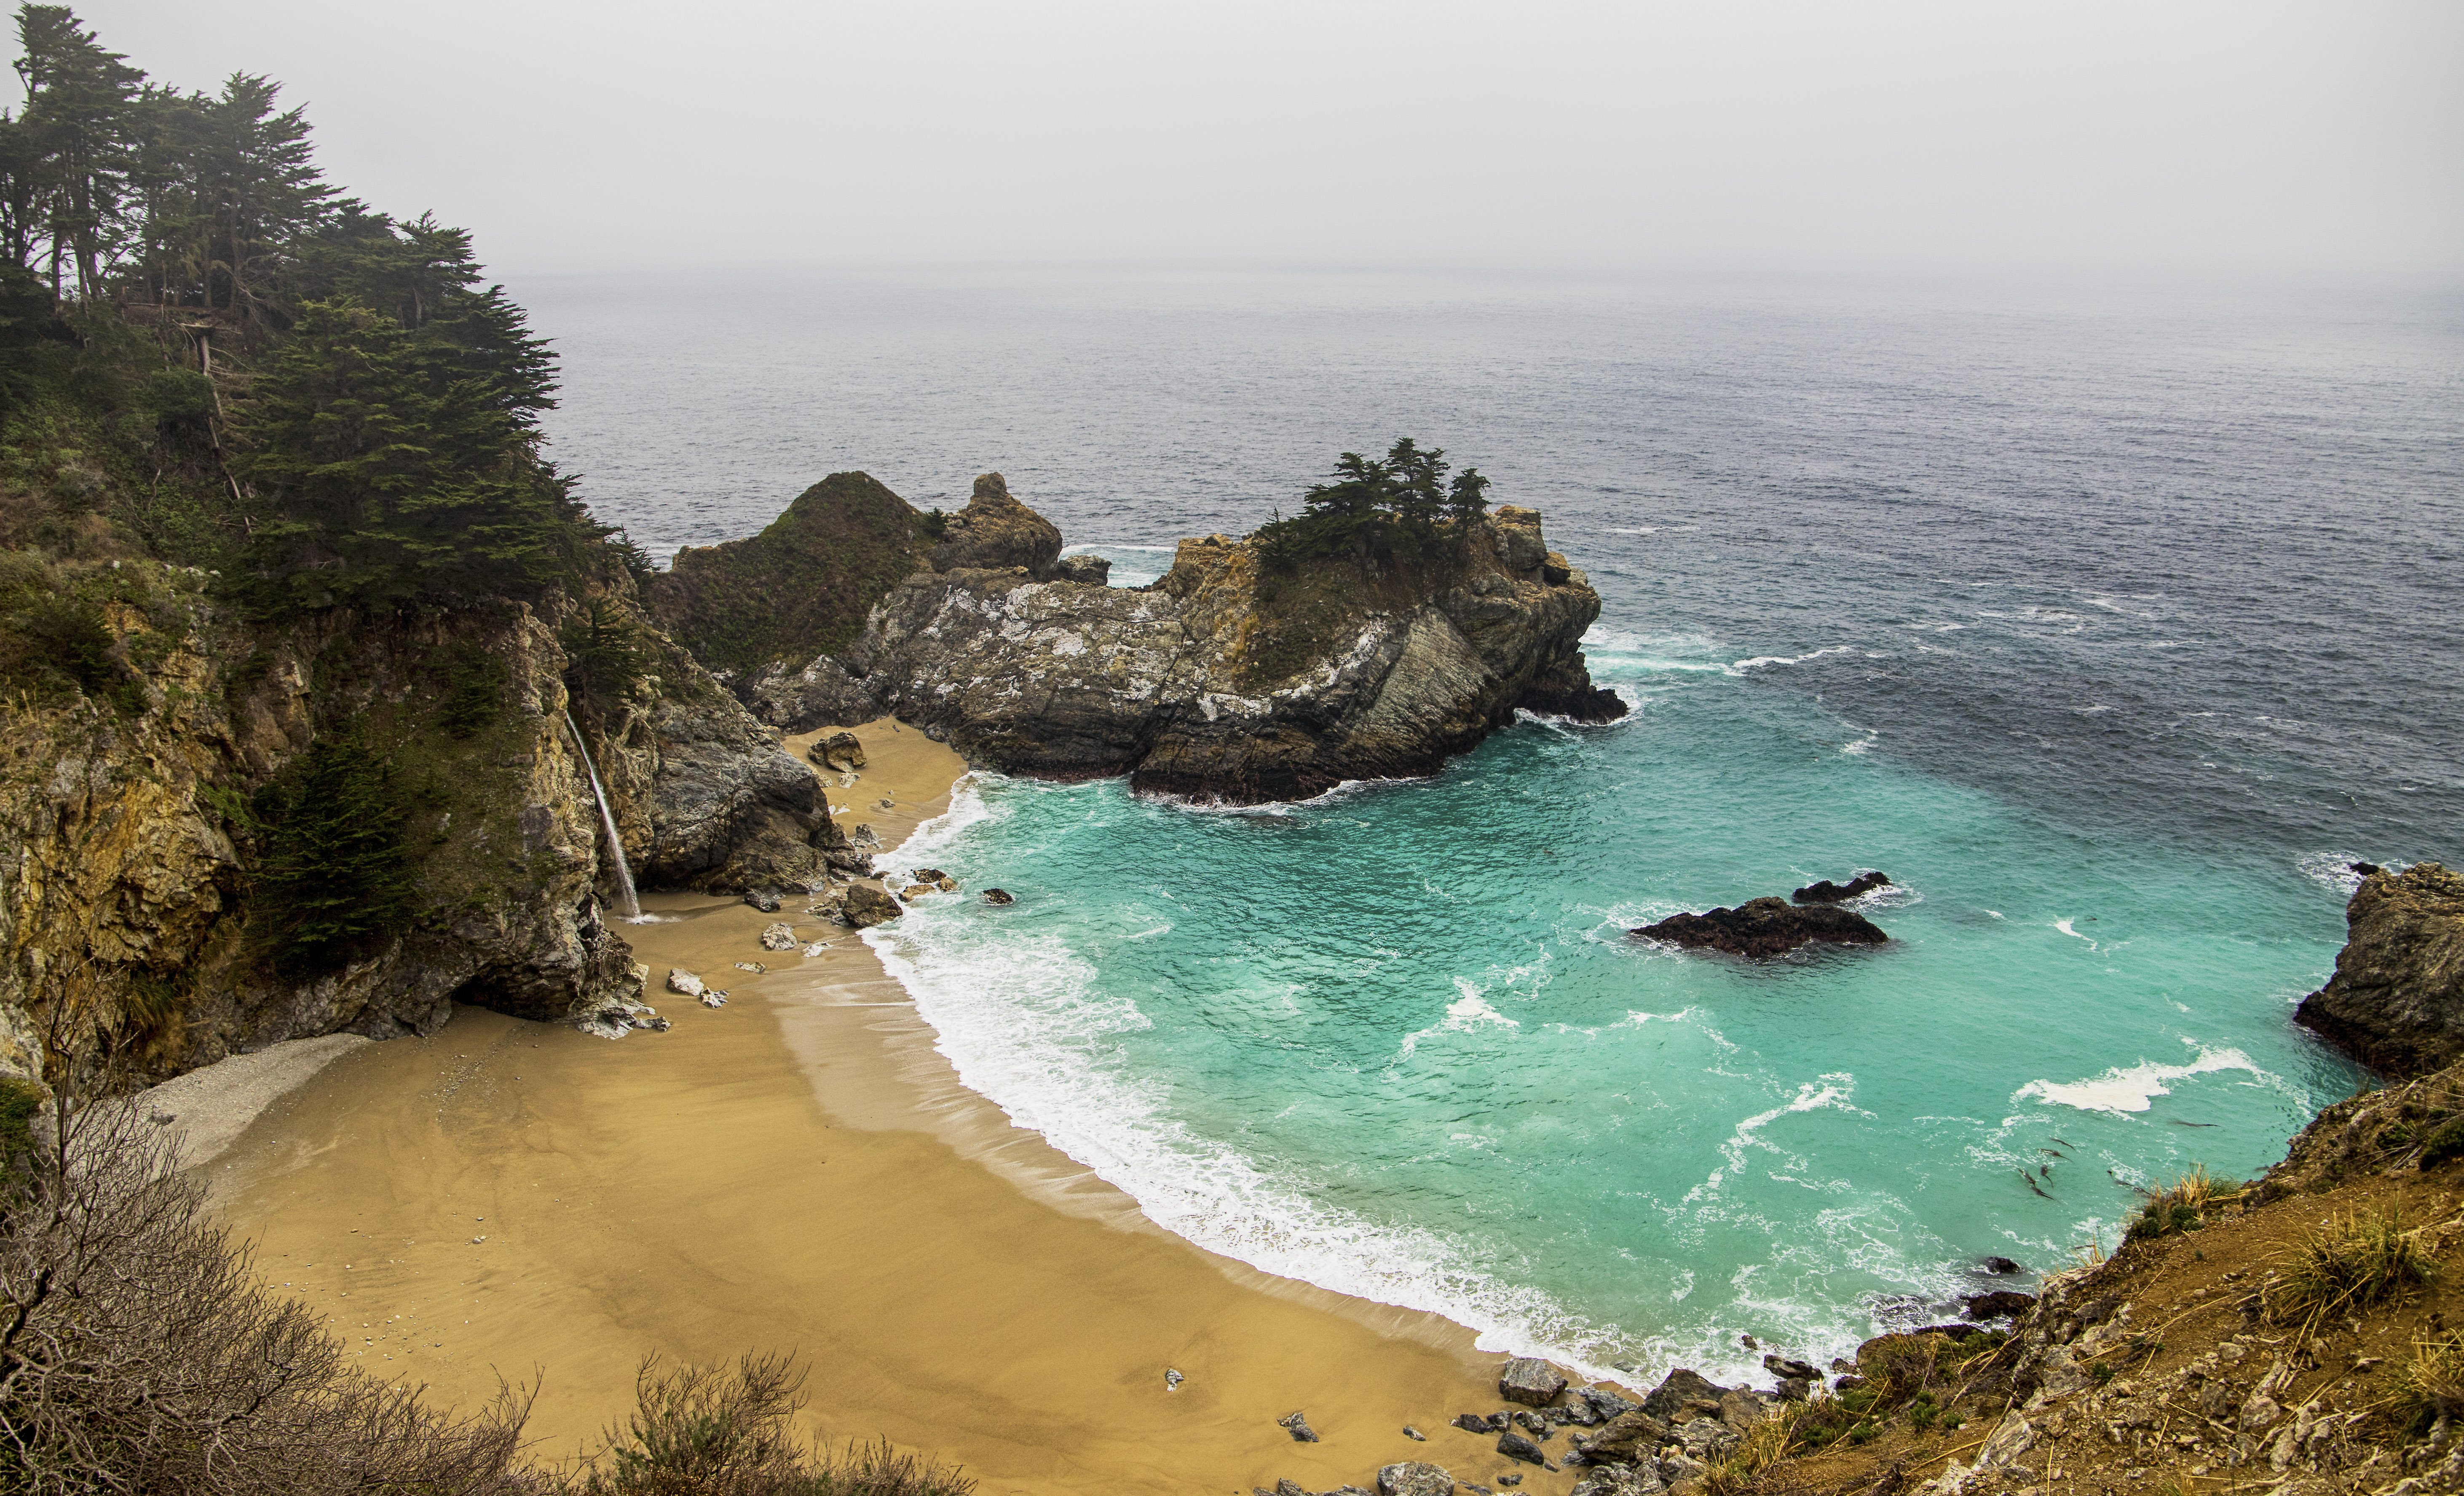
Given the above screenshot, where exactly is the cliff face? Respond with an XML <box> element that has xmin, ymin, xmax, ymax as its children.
<box><xmin>2294</xmin><ymin>861</ymin><xmax>2464</xmax><ymax>1076</ymax></box>
<box><xmin>0</xmin><ymin>563</ymin><xmax>846</xmax><ymax>1083</ymax></box>
<box><xmin>832</xmin><ymin>500</ymin><xmax>1623</xmax><ymax>802</ymax></box>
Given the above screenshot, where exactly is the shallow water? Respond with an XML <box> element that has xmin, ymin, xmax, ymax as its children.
<box><xmin>522</xmin><ymin>265</ymin><xmax>2462</xmax><ymax>1380</ymax></box>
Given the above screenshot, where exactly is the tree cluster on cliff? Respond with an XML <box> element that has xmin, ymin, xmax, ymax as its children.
<box><xmin>1254</xmin><ymin>436</ymin><xmax>1491</xmax><ymax>571</ymax></box>
<box><xmin>0</xmin><ymin>3</ymin><xmax>639</xmax><ymax>616</ymax></box>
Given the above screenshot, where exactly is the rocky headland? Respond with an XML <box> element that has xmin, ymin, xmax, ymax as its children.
<box><xmin>682</xmin><ymin>471</ymin><xmax>1625</xmax><ymax>804</ymax></box>
<box><xmin>2294</xmin><ymin>862</ymin><xmax>2464</xmax><ymax>1077</ymax></box>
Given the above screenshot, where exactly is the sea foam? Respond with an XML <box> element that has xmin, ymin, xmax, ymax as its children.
<box><xmin>2013</xmin><ymin>1045</ymin><xmax>2262</xmax><ymax>1115</ymax></box>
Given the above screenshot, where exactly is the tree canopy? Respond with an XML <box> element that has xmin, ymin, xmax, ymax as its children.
<box><xmin>0</xmin><ymin>3</ymin><xmax>629</xmax><ymax>613</ymax></box>
<box><xmin>1255</xmin><ymin>437</ymin><xmax>1492</xmax><ymax>569</ymax></box>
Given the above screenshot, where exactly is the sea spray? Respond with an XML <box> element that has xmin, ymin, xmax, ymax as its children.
<box><xmin>563</xmin><ymin>710</ymin><xmax>640</xmax><ymax>921</ymax></box>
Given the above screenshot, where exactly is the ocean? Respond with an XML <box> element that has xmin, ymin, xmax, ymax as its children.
<box><xmin>517</xmin><ymin>264</ymin><xmax>2463</xmax><ymax>1383</ymax></box>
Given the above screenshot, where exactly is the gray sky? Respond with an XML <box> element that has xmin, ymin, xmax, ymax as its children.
<box><xmin>35</xmin><ymin>0</ymin><xmax>2464</xmax><ymax>276</ymax></box>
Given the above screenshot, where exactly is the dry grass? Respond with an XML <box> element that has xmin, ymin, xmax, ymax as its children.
<box><xmin>2394</xmin><ymin>1333</ymin><xmax>2464</xmax><ymax>1436</ymax></box>
<box><xmin>2126</xmin><ymin>1167</ymin><xmax>2244</xmax><ymax>1240</ymax></box>
<box><xmin>2264</xmin><ymin>1207</ymin><xmax>2436</xmax><ymax>1326</ymax></box>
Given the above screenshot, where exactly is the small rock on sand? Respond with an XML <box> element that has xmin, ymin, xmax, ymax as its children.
<box><xmin>666</xmin><ymin>969</ymin><xmax>706</xmax><ymax>998</ymax></box>
<box><xmin>1165</xmin><ymin>1367</ymin><xmax>1183</xmax><ymax>1390</ymax></box>
<box><xmin>743</xmin><ymin>889</ymin><xmax>782</xmax><ymax>913</ymax></box>
<box><xmin>1403</xmin><ymin>1424</ymin><xmax>1426</xmax><ymax>1441</ymax></box>
<box><xmin>758</xmin><ymin>922</ymin><xmax>798</xmax><ymax>952</ymax></box>
<box><xmin>1378</xmin><ymin>1462</ymin><xmax>1455</xmax><ymax>1496</ymax></box>
<box><xmin>1278</xmin><ymin>1411</ymin><xmax>1320</xmax><ymax>1443</ymax></box>
<box><xmin>700</xmin><ymin>991</ymin><xmax>727</xmax><ymax>1008</ymax></box>
<box><xmin>734</xmin><ymin>961</ymin><xmax>766</xmax><ymax>973</ymax></box>
<box><xmin>1497</xmin><ymin>1430</ymin><xmax>1547</xmax><ymax>1465</ymax></box>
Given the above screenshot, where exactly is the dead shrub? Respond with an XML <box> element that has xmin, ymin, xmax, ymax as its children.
<box><xmin>2264</xmin><ymin>1207</ymin><xmax>2436</xmax><ymax>1325</ymax></box>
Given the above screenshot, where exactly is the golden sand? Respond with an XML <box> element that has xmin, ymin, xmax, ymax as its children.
<box><xmin>206</xmin><ymin>720</ymin><xmax>1566</xmax><ymax>1495</ymax></box>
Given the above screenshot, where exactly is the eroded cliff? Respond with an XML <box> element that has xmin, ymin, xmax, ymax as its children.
<box><xmin>2295</xmin><ymin>861</ymin><xmax>2464</xmax><ymax>1076</ymax></box>
<box><xmin>0</xmin><ymin>561</ymin><xmax>850</xmax><ymax>1081</ymax></box>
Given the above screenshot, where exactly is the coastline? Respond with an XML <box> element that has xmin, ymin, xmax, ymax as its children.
<box><xmin>203</xmin><ymin>720</ymin><xmax>1520</xmax><ymax>1496</ymax></box>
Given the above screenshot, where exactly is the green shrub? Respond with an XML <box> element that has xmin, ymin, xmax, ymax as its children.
<box><xmin>2418</xmin><ymin>1115</ymin><xmax>2464</xmax><ymax>1169</ymax></box>
<box><xmin>248</xmin><ymin>739</ymin><xmax>414</xmax><ymax>975</ymax></box>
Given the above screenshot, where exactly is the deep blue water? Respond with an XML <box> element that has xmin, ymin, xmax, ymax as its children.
<box><xmin>520</xmin><ymin>265</ymin><xmax>2462</xmax><ymax>1380</ymax></box>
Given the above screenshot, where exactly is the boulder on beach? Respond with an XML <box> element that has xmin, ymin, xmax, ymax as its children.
<box><xmin>1572</xmin><ymin>1409</ymin><xmax>1669</xmax><ymax>1465</ymax></box>
<box><xmin>809</xmin><ymin>731</ymin><xmax>866</xmax><ymax>772</ymax></box>
<box><xmin>1496</xmin><ymin>1429</ymin><xmax>1548</xmax><ymax>1466</ymax></box>
<box><xmin>665</xmin><ymin>969</ymin><xmax>706</xmax><ymax>998</ymax></box>
<box><xmin>1571</xmin><ymin>1465</ymin><xmax>1663</xmax><ymax>1496</ymax></box>
<box><xmin>1500</xmin><ymin>1356</ymin><xmax>1569</xmax><ymax>1406</ymax></box>
<box><xmin>841</xmin><ymin>885</ymin><xmax>902</xmax><ymax>928</ymax></box>
<box><xmin>742</xmin><ymin>888</ymin><xmax>782</xmax><ymax>913</ymax></box>
<box><xmin>1377</xmin><ymin>1462</ymin><xmax>1456</xmax><ymax>1496</ymax></box>
<box><xmin>758</xmin><ymin>922</ymin><xmax>798</xmax><ymax>952</ymax></box>
<box><xmin>849</xmin><ymin>823</ymin><xmax>884</xmax><ymax>848</ymax></box>
<box><xmin>1631</xmin><ymin>898</ymin><xmax>1888</xmax><ymax>958</ymax></box>
<box><xmin>1792</xmin><ymin>871</ymin><xmax>1891</xmax><ymax>903</ymax></box>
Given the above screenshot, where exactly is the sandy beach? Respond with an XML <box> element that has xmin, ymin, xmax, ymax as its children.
<box><xmin>201</xmin><ymin>719</ymin><xmax>1549</xmax><ymax>1495</ymax></box>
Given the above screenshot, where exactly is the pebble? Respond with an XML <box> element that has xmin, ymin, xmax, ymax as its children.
<box><xmin>1165</xmin><ymin>1368</ymin><xmax>1184</xmax><ymax>1390</ymax></box>
<box><xmin>1403</xmin><ymin>1425</ymin><xmax>1426</xmax><ymax>1441</ymax></box>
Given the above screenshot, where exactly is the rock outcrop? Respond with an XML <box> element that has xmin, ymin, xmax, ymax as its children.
<box><xmin>927</xmin><ymin>472</ymin><xmax>1063</xmax><ymax>576</ymax></box>
<box><xmin>2293</xmin><ymin>862</ymin><xmax>2464</xmax><ymax>1076</ymax></box>
<box><xmin>1633</xmin><ymin>897</ymin><xmax>1889</xmax><ymax>958</ymax></box>
<box><xmin>814</xmin><ymin>501</ymin><xmax>1621</xmax><ymax>802</ymax></box>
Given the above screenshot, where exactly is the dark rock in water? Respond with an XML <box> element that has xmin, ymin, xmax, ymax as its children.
<box><xmin>1639</xmin><ymin>1368</ymin><xmax>1726</xmax><ymax>1421</ymax></box>
<box><xmin>1378</xmin><ymin>1462</ymin><xmax>1456</xmax><ymax>1496</ymax></box>
<box><xmin>2351</xmin><ymin>861</ymin><xmax>2383</xmax><ymax>877</ymax></box>
<box><xmin>982</xmin><ymin>887</ymin><xmax>1015</xmax><ymax>905</ymax></box>
<box><xmin>1499</xmin><ymin>1356</ymin><xmax>1568</xmax><ymax>1406</ymax></box>
<box><xmin>1454</xmin><ymin>1413</ymin><xmax>1495</xmax><ymax>1434</ymax></box>
<box><xmin>2295</xmin><ymin>863</ymin><xmax>2464</xmax><ymax>1077</ymax></box>
<box><xmin>1497</xmin><ymin>1430</ymin><xmax>1548</xmax><ymax>1466</ymax></box>
<box><xmin>1762</xmin><ymin>1355</ymin><xmax>1821</xmax><ymax>1383</ymax></box>
<box><xmin>1278</xmin><ymin>1411</ymin><xmax>1320</xmax><ymax>1443</ymax></box>
<box><xmin>1631</xmin><ymin>898</ymin><xmax>1888</xmax><ymax>958</ymax></box>
<box><xmin>1963</xmin><ymin>1290</ymin><xmax>2035</xmax><ymax>1321</ymax></box>
<box><xmin>1980</xmin><ymin>1255</ymin><xmax>2022</xmax><ymax>1275</ymax></box>
<box><xmin>1052</xmin><ymin>553</ymin><xmax>1112</xmax><ymax>586</ymax></box>
<box><xmin>743</xmin><ymin>888</ymin><xmax>782</xmax><ymax>913</ymax></box>
<box><xmin>911</xmin><ymin>868</ymin><xmax>947</xmax><ymax>884</ymax></box>
<box><xmin>1402</xmin><ymin>1425</ymin><xmax>1426</xmax><ymax>1441</ymax></box>
<box><xmin>1793</xmin><ymin>871</ymin><xmax>1891</xmax><ymax>903</ymax></box>
<box><xmin>841</xmin><ymin>885</ymin><xmax>903</xmax><ymax>928</ymax></box>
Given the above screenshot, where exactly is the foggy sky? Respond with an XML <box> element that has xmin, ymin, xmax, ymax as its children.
<box><xmin>29</xmin><ymin>0</ymin><xmax>2464</xmax><ymax>276</ymax></box>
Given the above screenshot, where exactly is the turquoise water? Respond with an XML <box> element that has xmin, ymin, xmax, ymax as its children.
<box><xmin>523</xmin><ymin>268</ymin><xmax>2456</xmax><ymax>1385</ymax></box>
<box><xmin>868</xmin><ymin>622</ymin><xmax>2359</xmax><ymax>1383</ymax></box>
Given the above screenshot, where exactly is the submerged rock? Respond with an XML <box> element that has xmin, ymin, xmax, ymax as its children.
<box><xmin>2294</xmin><ymin>863</ymin><xmax>2464</xmax><ymax>1076</ymax></box>
<box><xmin>841</xmin><ymin>885</ymin><xmax>902</xmax><ymax>928</ymax></box>
<box><xmin>1792</xmin><ymin>871</ymin><xmax>1891</xmax><ymax>903</ymax></box>
<box><xmin>1980</xmin><ymin>1255</ymin><xmax>2023</xmax><ymax>1275</ymax></box>
<box><xmin>982</xmin><ymin>888</ymin><xmax>1015</xmax><ymax>906</ymax></box>
<box><xmin>1500</xmin><ymin>1357</ymin><xmax>1569</xmax><ymax>1406</ymax></box>
<box><xmin>1631</xmin><ymin>898</ymin><xmax>1888</xmax><ymax>958</ymax></box>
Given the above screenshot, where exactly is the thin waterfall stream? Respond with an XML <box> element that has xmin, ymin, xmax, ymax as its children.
<box><xmin>563</xmin><ymin>710</ymin><xmax>641</xmax><ymax>920</ymax></box>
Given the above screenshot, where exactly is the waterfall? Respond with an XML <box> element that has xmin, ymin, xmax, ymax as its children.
<box><xmin>563</xmin><ymin>710</ymin><xmax>641</xmax><ymax>920</ymax></box>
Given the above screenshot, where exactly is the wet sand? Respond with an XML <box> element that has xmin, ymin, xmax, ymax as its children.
<box><xmin>209</xmin><ymin>719</ymin><xmax>1538</xmax><ymax>1495</ymax></box>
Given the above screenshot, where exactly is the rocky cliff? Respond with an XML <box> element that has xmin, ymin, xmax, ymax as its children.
<box><xmin>810</xmin><ymin>496</ymin><xmax>1623</xmax><ymax>802</ymax></box>
<box><xmin>2294</xmin><ymin>861</ymin><xmax>2464</xmax><ymax>1076</ymax></box>
<box><xmin>0</xmin><ymin>560</ymin><xmax>847</xmax><ymax>1083</ymax></box>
